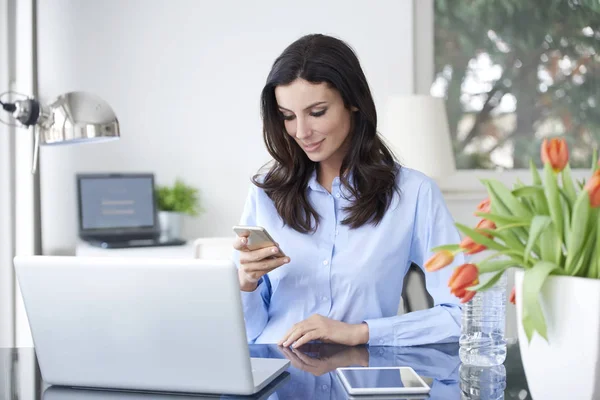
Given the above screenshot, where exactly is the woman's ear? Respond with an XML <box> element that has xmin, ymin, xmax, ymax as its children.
<box><xmin>351</xmin><ymin>106</ymin><xmax>359</xmax><ymax>112</ymax></box>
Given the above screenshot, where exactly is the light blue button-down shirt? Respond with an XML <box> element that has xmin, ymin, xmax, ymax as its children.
<box><xmin>235</xmin><ymin>166</ymin><xmax>464</xmax><ymax>346</ymax></box>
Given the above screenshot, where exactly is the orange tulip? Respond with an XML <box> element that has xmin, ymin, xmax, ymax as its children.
<box><xmin>475</xmin><ymin>198</ymin><xmax>491</xmax><ymax>216</ymax></box>
<box><xmin>448</xmin><ymin>264</ymin><xmax>479</xmax><ymax>303</ymax></box>
<box><xmin>425</xmin><ymin>250</ymin><xmax>454</xmax><ymax>272</ymax></box>
<box><xmin>475</xmin><ymin>218</ymin><xmax>496</xmax><ymax>234</ymax></box>
<box><xmin>509</xmin><ymin>286</ymin><xmax>516</xmax><ymax>305</ymax></box>
<box><xmin>541</xmin><ymin>138</ymin><xmax>569</xmax><ymax>173</ymax></box>
<box><xmin>459</xmin><ymin>236</ymin><xmax>487</xmax><ymax>255</ymax></box>
<box><xmin>459</xmin><ymin>219</ymin><xmax>496</xmax><ymax>255</ymax></box>
<box><xmin>584</xmin><ymin>172</ymin><xmax>600</xmax><ymax>208</ymax></box>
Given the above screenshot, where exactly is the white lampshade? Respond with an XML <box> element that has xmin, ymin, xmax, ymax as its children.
<box><xmin>381</xmin><ymin>95</ymin><xmax>456</xmax><ymax>180</ymax></box>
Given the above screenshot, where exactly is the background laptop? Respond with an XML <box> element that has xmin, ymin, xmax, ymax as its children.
<box><xmin>14</xmin><ymin>256</ymin><xmax>290</xmax><ymax>395</ymax></box>
<box><xmin>76</xmin><ymin>173</ymin><xmax>185</xmax><ymax>248</ymax></box>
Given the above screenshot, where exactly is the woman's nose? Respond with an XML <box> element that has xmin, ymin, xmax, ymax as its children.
<box><xmin>295</xmin><ymin>117</ymin><xmax>312</xmax><ymax>139</ymax></box>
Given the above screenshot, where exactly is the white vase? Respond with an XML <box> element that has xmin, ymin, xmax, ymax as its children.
<box><xmin>158</xmin><ymin>211</ymin><xmax>183</xmax><ymax>240</ymax></box>
<box><xmin>515</xmin><ymin>269</ymin><xmax>600</xmax><ymax>400</ymax></box>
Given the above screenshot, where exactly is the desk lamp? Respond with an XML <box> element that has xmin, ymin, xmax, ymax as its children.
<box><xmin>0</xmin><ymin>91</ymin><xmax>120</xmax><ymax>173</ymax></box>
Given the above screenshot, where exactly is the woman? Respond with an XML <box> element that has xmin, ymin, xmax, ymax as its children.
<box><xmin>233</xmin><ymin>34</ymin><xmax>464</xmax><ymax>347</ymax></box>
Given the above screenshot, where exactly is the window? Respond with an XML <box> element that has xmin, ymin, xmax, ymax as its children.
<box><xmin>433</xmin><ymin>0</ymin><xmax>600</xmax><ymax>170</ymax></box>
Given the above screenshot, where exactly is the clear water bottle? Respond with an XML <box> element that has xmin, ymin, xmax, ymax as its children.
<box><xmin>459</xmin><ymin>271</ymin><xmax>507</xmax><ymax>366</ymax></box>
<box><xmin>459</xmin><ymin>364</ymin><xmax>506</xmax><ymax>400</ymax></box>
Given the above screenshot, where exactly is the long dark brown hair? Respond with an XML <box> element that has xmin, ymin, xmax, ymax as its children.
<box><xmin>253</xmin><ymin>34</ymin><xmax>399</xmax><ymax>233</ymax></box>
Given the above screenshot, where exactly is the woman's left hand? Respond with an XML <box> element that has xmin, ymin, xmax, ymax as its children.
<box><xmin>278</xmin><ymin>314</ymin><xmax>369</xmax><ymax>348</ymax></box>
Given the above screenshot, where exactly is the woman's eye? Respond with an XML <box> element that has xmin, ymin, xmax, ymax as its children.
<box><xmin>281</xmin><ymin>114</ymin><xmax>295</xmax><ymax>121</ymax></box>
<box><xmin>310</xmin><ymin>109</ymin><xmax>327</xmax><ymax>117</ymax></box>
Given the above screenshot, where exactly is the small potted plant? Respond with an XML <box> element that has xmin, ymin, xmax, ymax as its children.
<box><xmin>425</xmin><ymin>138</ymin><xmax>600</xmax><ymax>400</ymax></box>
<box><xmin>155</xmin><ymin>179</ymin><xmax>202</xmax><ymax>239</ymax></box>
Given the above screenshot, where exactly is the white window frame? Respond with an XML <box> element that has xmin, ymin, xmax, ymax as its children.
<box><xmin>414</xmin><ymin>0</ymin><xmax>594</xmax><ymax>197</ymax></box>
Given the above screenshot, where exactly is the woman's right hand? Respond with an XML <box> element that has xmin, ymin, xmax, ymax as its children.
<box><xmin>233</xmin><ymin>234</ymin><xmax>290</xmax><ymax>292</ymax></box>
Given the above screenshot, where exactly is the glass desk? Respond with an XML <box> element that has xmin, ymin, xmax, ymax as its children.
<box><xmin>1</xmin><ymin>340</ymin><xmax>530</xmax><ymax>399</ymax></box>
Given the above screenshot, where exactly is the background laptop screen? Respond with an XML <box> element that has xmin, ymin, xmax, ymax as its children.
<box><xmin>79</xmin><ymin>176</ymin><xmax>156</xmax><ymax>230</ymax></box>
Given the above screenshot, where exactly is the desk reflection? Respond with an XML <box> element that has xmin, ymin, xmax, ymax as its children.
<box><xmin>36</xmin><ymin>344</ymin><xmax>510</xmax><ymax>400</ymax></box>
<box><xmin>248</xmin><ymin>343</ymin><xmax>461</xmax><ymax>399</ymax></box>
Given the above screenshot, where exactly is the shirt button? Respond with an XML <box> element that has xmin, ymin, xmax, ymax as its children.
<box><xmin>323</xmin><ymin>260</ymin><xmax>329</xmax><ymax>266</ymax></box>
<box><xmin>335</xmin><ymin>229</ymin><xmax>339</xmax><ymax>235</ymax></box>
<box><xmin>322</xmin><ymin>296</ymin><xmax>329</xmax><ymax>302</ymax></box>
<box><xmin>335</xmin><ymin>193</ymin><xmax>341</xmax><ymax>198</ymax></box>
<box><xmin>321</xmin><ymin>384</ymin><xmax>329</xmax><ymax>390</ymax></box>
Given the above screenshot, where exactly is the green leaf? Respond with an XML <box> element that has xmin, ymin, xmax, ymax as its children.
<box><xmin>570</xmin><ymin>225</ymin><xmax>596</xmax><ymax>277</ymax></box>
<box><xmin>561</xmin><ymin>165</ymin><xmax>577</xmax><ymax>205</ymax></box>
<box><xmin>431</xmin><ymin>244</ymin><xmax>461</xmax><ymax>252</ymax></box>
<box><xmin>524</xmin><ymin>216</ymin><xmax>552</xmax><ymax>265</ymax></box>
<box><xmin>543</xmin><ymin>163</ymin><xmax>563</xmax><ymax>264</ymax></box>
<box><xmin>512</xmin><ymin>185</ymin><xmax>543</xmax><ymax>198</ymax></box>
<box><xmin>475</xmin><ymin>212</ymin><xmax>531</xmax><ymax>227</ymax></box>
<box><xmin>469</xmin><ymin>270</ymin><xmax>505</xmax><ymax>291</ymax></box>
<box><xmin>596</xmin><ymin>212</ymin><xmax>600</xmax><ymax>279</ymax></box>
<box><xmin>484</xmin><ymin>179</ymin><xmax>533</xmax><ymax>219</ymax></box>
<box><xmin>522</xmin><ymin>261</ymin><xmax>559</xmax><ymax>343</ymax></box>
<box><xmin>566</xmin><ymin>190</ymin><xmax>592</xmax><ymax>272</ymax></box>
<box><xmin>530</xmin><ymin>159</ymin><xmax>542</xmax><ymax>186</ymax></box>
<box><xmin>455</xmin><ymin>223</ymin><xmax>507</xmax><ymax>252</ymax></box>
<box><xmin>487</xmin><ymin>229</ymin><xmax>526</xmax><ymax>252</ymax></box>
<box><xmin>477</xmin><ymin>259</ymin><xmax>518</xmax><ymax>274</ymax></box>
<box><xmin>539</xmin><ymin>227</ymin><xmax>557</xmax><ymax>263</ymax></box>
<box><xmin>592</xmin><ymin>147</ymin><xmax>598</xmax><ymax>174</ymax></box>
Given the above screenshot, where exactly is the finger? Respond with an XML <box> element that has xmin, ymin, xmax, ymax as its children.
<box><xmin>283</xmin><ymin>326</ymin><xmax>315</xmax><ymax>348</ymax></box>
<box><xmin>293</xmin><ymin>330</ymin><xmax>319</xmax><ymax>349</ymax></box>
<box><xmin>291</xmin><ymin>347</ymin><xmax>320</xmax><ymax>367</ymax></box>
<box><xmin>242</xmin><ymin>246</ymin><xmax>282</xmax><ymax>263</ymax></box>
<box><xmin>244</xmin><ymin>256</ymin><xmax>290</xmax><ymax>273</ymax></box>
<box><xmin>278</xmin><ymin>321</ymin><xmax>304</xmax><ymax>346</ymax></box>
<box><xmin>233</xmin><ymin>235</ymin><xmax>249</xmax><ymax>251</ymax></box>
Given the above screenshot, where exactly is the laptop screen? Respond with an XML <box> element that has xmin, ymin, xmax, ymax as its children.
<box><xmin>78</xmin><ymin>174</ymin><xmax>156</xmax><ymax>230</ymax></box>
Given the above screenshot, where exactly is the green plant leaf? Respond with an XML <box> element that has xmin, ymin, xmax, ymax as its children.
<box><xmin>469</xmin><ymin>270</ymin><xmax>505</xmax><ymax>291</ymax></box>
<box><xmin>477</xmin><ymin>259</ymin><xmax>518</xmax><ymax>274</ymax></box>
<box><xmin>566</xmin><ymin>190</ymin><xmax>592</xmax><ymax>272</ymax></box>
<box><xmin>596</xmin><ymin>212</ymin><xmax>600</xmax><ymax>279</ymax></box>
<box><xmin>475</xmin><ymin>212</ymin><xmax>531</xmax><ymax>227</ymax></box>
<box><xmin>524</xmin><ymin>216</ymin><xmax>552</xmax><ymax>265</ymax></box>
<box><xmin>530</xmin><ymin>159</ymin><xmax>542</xmax><ymax>186</ymax></box>
<box><xmin>561</xmin><ymin>165</ymin><xmax>577</xmax><ymax>205</ymax></box>
<box><xmin>522</xmin><ymin>261</ymin><xmax>559</xmax><ymax>343</ymax></box>
<box><xmin>592</xmin><ymin>147</ymin><xmax>598</xmax><ymax>174</ymax></box>
<box><xmin>155</xmin><ymin>179</ymin><xmax>202</xmax><ymax>215</ymax></box>
<box><xmin>570</xmin><ymin>225</ymin><xmax>596</xmax><ymax>277</ymax></box>
<box><xmin>543</xmin><ymin>163</ymin><xmax>563</xmax><ymax>264</ymax></box>
<box><xmin>431</xmin><ymin>244</ymin><xmax>461</xmax><ymax>252</ymax></box>
<box><xmin>455</xmin><ymin>223</ymin><xmax>507</xmax><ymax>252</ymax></box>
<box><xmin>484</xmin><ymin>179</ymin><xmax>532</xmax><ymax>219</ymax></box>
<box><xmin>487</xmin><ymin>229</ymin><xmax>526</xmax><ymax>252</ymax></box>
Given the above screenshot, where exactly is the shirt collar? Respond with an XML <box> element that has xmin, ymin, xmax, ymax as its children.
<box><xmin>307</xmin><ymin>168</ymin><xmax>354</xmax><ymax>196</ymax></box>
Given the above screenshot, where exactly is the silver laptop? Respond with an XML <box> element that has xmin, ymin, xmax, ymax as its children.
<box><xmin>13</xmin><ymin>256</ymin><xmax>289</xmax><ymax>396</ymax></box>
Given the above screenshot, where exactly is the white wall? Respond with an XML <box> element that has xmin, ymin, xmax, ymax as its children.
<box><xmin>37</xmin><ymin>0</ymin><xmax>414</xmax><ymax>255</ymax></box>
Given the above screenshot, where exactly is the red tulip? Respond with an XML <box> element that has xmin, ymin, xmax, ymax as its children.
<box><xmin>541</xmin><ymin>138</ymin><xmax>569</xmax><ymax>173</ymax></box>
<box><xmin>425</xmin><ymin>250</ymin><xmax>454</xmax><ymax>272</ymax></box>
<box><xmin>475</xmin><ymin>198</ymin><xmax>491</xmax><ymax>216</ymax></box>
<box><xmin>584</xmin><ymin>172</ymin><xmax>600</xmax><ymax>208</ymax></box>
<box><xmin>448</xmin><ymin>264</ymin><xmax>479</xmax><ymax>303</ymax></box>
<box><xmin>509</xmin><ymin>286</ymin><xmax>516</xmax><ymax>305</ymax></box>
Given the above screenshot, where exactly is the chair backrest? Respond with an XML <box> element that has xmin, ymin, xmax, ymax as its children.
<box><xmin>193</xmin><ymin>237</ymin><xmax>235</xmax><ymax>260</ymax></box>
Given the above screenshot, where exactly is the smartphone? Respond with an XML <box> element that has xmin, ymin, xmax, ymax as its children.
<box><xmin>336</xmin><ymin>367</ymin><xmax>430</xmax><ymax>396</ymax></box>
<box><xmin>232</xmin><ymin>225</ymin><xmax>286</xmax><ymax>256</ymax></box>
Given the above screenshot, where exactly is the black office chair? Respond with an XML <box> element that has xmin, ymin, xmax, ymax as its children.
<box><xmin>401</xmin><ymin>263</ymin><xmax>434</xmax><ymax>313</ymax></box>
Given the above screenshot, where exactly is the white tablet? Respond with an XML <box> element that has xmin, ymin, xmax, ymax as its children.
<box><xmin>336</xmin><ymin>366</ymin><xmax>431</xmax><ymax>396</ymax></box>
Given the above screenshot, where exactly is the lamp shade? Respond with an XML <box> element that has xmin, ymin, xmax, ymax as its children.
<box><xmin>37</xmin><ymin>91</ymin><xmax>120</xmax><ymax>145</ymax></box>
<box><xmin>381</xmin><ymin>95</ymin><xmax>456</xmax><ymax>180</ymax></box>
